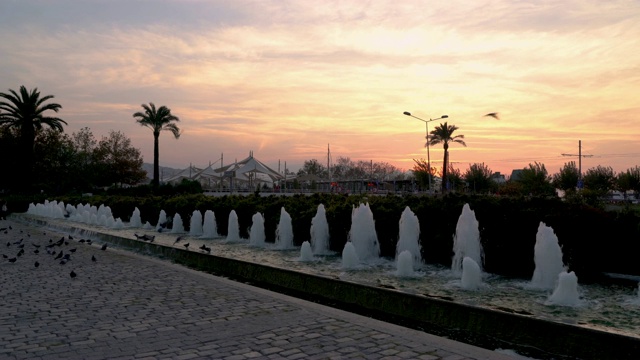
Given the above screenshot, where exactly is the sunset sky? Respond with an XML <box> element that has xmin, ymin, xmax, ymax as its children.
<box><xmin>1</xmin><ymin>0</ymin><xmax>639</xmax><ymax>177</ymax></box>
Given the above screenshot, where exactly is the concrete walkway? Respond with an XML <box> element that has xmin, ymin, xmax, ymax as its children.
<box><xmin>1</xmin><ymin>218</ymin><xmax>519</xmax><ymax>360</ymax></box>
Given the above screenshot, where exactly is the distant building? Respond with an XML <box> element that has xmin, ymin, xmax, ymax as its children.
<box><xmin>490</xmin><ymin>172</ymin><xmax>506</xmax><ymax>184</ymax></box>
<box><xmin>509</xmin><ymin>169</ymin><xmax>524</xmax><ymax>182</ymax></box>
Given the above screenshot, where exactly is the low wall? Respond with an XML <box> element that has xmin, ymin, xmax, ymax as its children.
<box><xmin>14</xmin><ymin>215</ymin><xmax>640</xmax><ymax>360</ymax></box>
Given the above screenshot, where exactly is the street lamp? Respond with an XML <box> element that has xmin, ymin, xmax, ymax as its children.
<box><xmin>403</xmin><ymin>111</ymin><xmax>448</xmax><ymax>193</ymax></box>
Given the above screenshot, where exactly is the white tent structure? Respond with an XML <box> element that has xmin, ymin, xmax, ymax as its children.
<box><xmin>163</xmin><ymin>152</ymin><xmax>283</xmax><ymax>191</ymax></box>
<box><xmin>163</xmin><ymin>163</ymin><xmax>222</xmax><ymax>189</ymax></box>
<box><xmin>215</xmin><ymin>152</ymin><xmax>283</xmax><ymax>190</ymax></box>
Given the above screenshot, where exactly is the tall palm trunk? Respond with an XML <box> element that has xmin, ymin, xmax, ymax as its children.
<box><xmin>153</xmin><ymin>131</ymin><xmax>160</xmax><ymax>187</ymax></box>
<box><xmin>442</xmin><ymin>143</ymin><xmax>449</xmax><ymax>193</ymax></box>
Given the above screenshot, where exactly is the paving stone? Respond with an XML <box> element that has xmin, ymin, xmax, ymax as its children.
<box><xmin>0</xmin><ymin>218</ymin><xmax>513</xmax><ymax>360</ymax></box>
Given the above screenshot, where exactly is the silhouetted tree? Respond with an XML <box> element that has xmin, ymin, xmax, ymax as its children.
<box><xmin>298</xmin><ymin>159</ymin><xmax>327</xmax><ymax>177</ymax></box>
<box><xmin>94</xmin><ymin>130</ymin><xmax>146</xmax><ymax>187</ymax></box>
<box><xmin>464</xmin><ymin>162</ymin><xmax>495</xmax><ymax>193</ymax></box>
<box><xmin>583</xmin><ymin>165</ymin><xmax>615</xmax><ymax>193</ymax></box>
<box><xmin>514</xmin><ymin>162</ymin><xmax>555</xmax><ymax>197</ymax></box>
<box><xmin>133</xmin><ymin>103</ymin><xmax>180</xmax><ymax>187</ymax></box>
<box><xmin>427</xmin><ymin>122</ymin><xmax>466</xmax><ymax>193</ymax></box>
<box><xmin>0</xmin><ymin>86</ymin><xmax>66</xmax><ymax>192</ymax></box>
<box><xmin>616</xmin><ymin>166</ymin><xmax>640</xmax><ymax>199</ymax></box>
<box><xmin>412</xmin><ymin>158</ymin><xmax>434</xmax><ymax>190</ymax></box>
<box><xmin>447</xmin><ymin>165</ymin><xmax>464</xmax><ymax>192</ymax></box>
<box><xmin>552</xmin><ymin>161</ymin><xmax>580</xmax><ymax>193</ymax></box>
<box><xmin>32</xmin><ymin>128</ymin><xmax>75</xmax><ymax>193</ymax></box>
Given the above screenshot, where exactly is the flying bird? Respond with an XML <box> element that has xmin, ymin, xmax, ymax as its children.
<box><xmin>484</xmin><ymin>112</ymin><xmax>500</xmax><ymax>120</ymax></box>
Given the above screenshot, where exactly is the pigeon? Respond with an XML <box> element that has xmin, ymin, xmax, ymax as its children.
<box><xmin>70</xmin><ymin>270</ymin><xmax>77</xmax><ymax>278</ymax></box>
<box><xmin>134</xmin><ymin>234</ymin><xmax>155</xmax><ymax>242</ymax></box>
<box><xmin>33</xmin><ymin>249</ymin><xmax>39</xmax><ymax>254</ymax></box>
<box><xmin>62</xmin><ymin>254</ymin><xmax>71</xmax><ymax>260</ymax></box>
<box><xmin>101</xmin><ymin>244</ymin><xmax>107</xmax><ymax>251</ymax></box>
<box><xmin>91</xmin><ymin>255</ymin><xmax>96</xmax><ymax>262</ymax></box>
<box><xmin>201</xmin><ymin>246</ymin><xmax>211</xmax><ymax>254</ymax></box>
<box><xmin>69</xmin><ymin>248</ymin><xmax>77</xmax><ymax>253</ymax></box>
<box><xmin>484</xmin><ymin>112</ymin><xmax>500</xmax><ymax>120</ymax></box>
<box><xmin>79</xmin><ymin>239</ymin><xmax>86</xmax><ymax>243</ymax></box>
<box><xmin>55</xmin><ymin>251</ymin><xmax>63</xmax><ymax>260</ymax></box>
<box><xmin>17</xmin><ymin>249</ymin><xmax>24</xmax><ymax>257</ymax></box>
<box><xmin>8</xmin><ymin>257</ymin><xmax>17</xmax><ymax>263</ymax></box>
<box><xmin>68</xmin><ymin>235</ymin><xmax>73</xmax><ymax>240</ymax></box>
<box><xmin>32</xmin><ymin>244</ymin><xmax>41</xmax><ymax>248</ymax></box>
<box><xmin>34</xmin><ymin>261</ymin><xmax>39</xmax><ymax>268</ymax></box>
<box><xmin>2</xmin><ymin>254</ymin><xmax>7</xmax><ymax>258</ymax></box>
<box><xmin>59</xmin><ymin>259</ymin><xmax>68</xmax><ymax>265</ymax></box>
<box><xmin>183</xmin><ymin>243</ymin><xmax>190</xmax><ymax>250</ymax></box>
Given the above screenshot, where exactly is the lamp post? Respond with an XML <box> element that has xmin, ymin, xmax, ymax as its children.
<box><xmin>403</xmin><ymin>111</ymin><xmax>448</xmax><ymax>193</ymax></box>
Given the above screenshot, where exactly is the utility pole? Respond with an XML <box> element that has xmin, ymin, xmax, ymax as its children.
<box><xmin>562</xmin><ymin>140</ymin><xmax>593</xmax><ymax>187</ymax></box>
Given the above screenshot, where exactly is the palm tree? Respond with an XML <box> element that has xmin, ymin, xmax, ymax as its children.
<box><xmin>133</xmin><ymin>103</ymin><xmax>181</xmax><ymax>187</ymax></box>
<box><xmin>427</xmin><ymin>122</ymin><xmax>466</xmax><ymax>193</ymax></box>
<box><xmin>0</xmin><ymin>86</ymin><xmax>66</xmax><ymax>192</ymax></box>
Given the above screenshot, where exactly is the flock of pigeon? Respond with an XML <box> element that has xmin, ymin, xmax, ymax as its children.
<box><xmin>2</xmin><ymin>221</ymin><xmax>214</xmax><ymax>279</ymax></box>
<box><xmin>134</xmin><ymin>232</ymin><xmax>212</xmax><ymax>253</ymax></box>
<box><xmin>1</xmin><ymin>223</ymin><xmax>108</xmax><ymax>279</ymax></box>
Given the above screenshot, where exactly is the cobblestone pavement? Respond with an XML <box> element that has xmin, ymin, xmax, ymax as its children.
<box><xmin>1</xmin><ymin>218</ymin><xmax>519</xmax><ymax>360</ymax></box>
